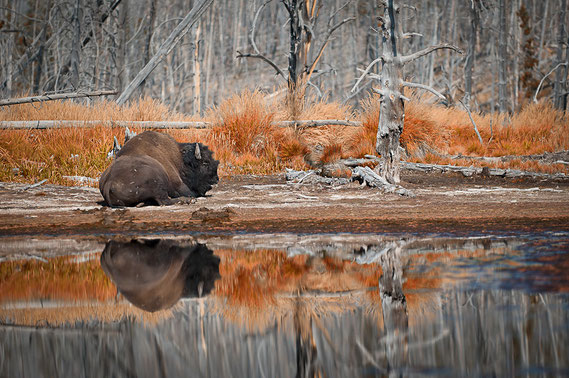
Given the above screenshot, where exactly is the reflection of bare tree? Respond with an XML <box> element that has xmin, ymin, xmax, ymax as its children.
<box><xmin>294</xmin><ymin>296</ymin><xmax>321</xmax><ymax>378</ymax></box>
<box><xmin>377</xmin><ymin>243</ymin><xmax>409</xmax><ymax>373</ymax></box>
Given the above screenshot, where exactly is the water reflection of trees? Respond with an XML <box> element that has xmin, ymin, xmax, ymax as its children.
<box><xmin>2</xmin><ymin>236</ymin><xmax>569</xmax><ymax>376</ymax></box>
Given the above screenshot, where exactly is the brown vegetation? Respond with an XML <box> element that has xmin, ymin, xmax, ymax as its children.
<box><xmin>1</xmin><ymin>92</ymin><xmax>568</xmax><ymax>186</ymax></box>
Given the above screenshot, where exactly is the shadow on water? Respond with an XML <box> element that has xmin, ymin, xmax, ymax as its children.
<box><xmin>1</xmin><ymin>233</ymin><xmax>569</xmax><ymax>377</ymax></box>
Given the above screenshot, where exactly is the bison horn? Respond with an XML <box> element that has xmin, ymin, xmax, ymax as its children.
<box><xmin>195</xmin><ymin>143</ymin><xmax>202</xmax><ymax>160</ymax></box>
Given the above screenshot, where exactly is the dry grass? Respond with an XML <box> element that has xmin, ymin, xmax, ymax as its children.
<box><xmin>1</xmin><ymin>92</ymin><xmax>567</xmax><ymax>186</ymax></box>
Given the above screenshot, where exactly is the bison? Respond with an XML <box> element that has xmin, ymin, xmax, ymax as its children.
<box><xmin>99</xmin><ymin>130</ymin><xmax>219</xmax><ymax>206</ymax></box>
<box><xmin>101</xmin><ymin>239</ymin><xmax>220</xmax><ymax>312</ymax></box>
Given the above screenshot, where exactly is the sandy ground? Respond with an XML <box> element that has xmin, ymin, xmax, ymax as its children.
<box><xmin>0</xmin><ymin>170</ymin><xmax>568</xmax><ymax>238</ymax></box>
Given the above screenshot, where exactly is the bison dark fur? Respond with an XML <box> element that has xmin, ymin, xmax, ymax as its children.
<box><xmin>99</xmin><ymin>131</ymin><xmax>219</xmax><ymax>207</ymax></box>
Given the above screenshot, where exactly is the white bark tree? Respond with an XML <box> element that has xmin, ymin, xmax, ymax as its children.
<box><xmin>352</xmin><ymin>0</ymin><xmax>461</xmax><ymax>184</ymax></box>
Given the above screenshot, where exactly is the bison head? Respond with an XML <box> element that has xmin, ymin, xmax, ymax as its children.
<box><xmin>180</xmin><ymin>142</ymin><xmax>220</xmax><ymax>197</ymax></box>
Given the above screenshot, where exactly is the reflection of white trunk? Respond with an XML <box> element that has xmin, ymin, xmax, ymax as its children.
<box><xmin>377</xmin><ymin>243</ymin><xmax>409</xmax><ymax>371</ymax></box>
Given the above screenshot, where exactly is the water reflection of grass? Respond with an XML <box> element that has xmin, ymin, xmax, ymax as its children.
<box><xmin>0</xmin><ymin>253</ymin><xmax>115</xmax><ymax>302</ymax></box>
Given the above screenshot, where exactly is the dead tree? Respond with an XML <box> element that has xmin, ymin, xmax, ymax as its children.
<box><xmin>463</xmin><ymin>0</ymin><xmax>480</xmax><ymax>107</ymax></box>
<box><xmin>352</xmin><ymin>0</ymin><xmax>461</xmax><ymax>184</ymax></box>
<box><xmin>236</xmin><ymin>0</ymin><xmax>354</xmax><ymax>111</ymax></box>
<box><xmin>553</xmin><ymin>0</ymin><xmax>568</xmax><ymax>110</ymax></box>
<box><xmin>497</xmin><ymin>0</ymin><xmax>508</xmax><ymax>113</ymax></box>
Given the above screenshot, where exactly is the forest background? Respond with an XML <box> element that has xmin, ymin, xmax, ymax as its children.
<box><xmin>0</xmin><ymin>0</ymin><xmax>568</xmax><ymax>184</ymax></box>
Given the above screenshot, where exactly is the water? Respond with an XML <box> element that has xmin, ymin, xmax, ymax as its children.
<box><xmin>1</xmin><ymin>232</ymin><xmax>568</xmax><ymax>377</ymax></box>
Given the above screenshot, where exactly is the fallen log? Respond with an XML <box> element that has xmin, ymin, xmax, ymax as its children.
<box><xmin>0</xmin><ymin>119</ymin><xmax>360</xmax><ymax>130</ymax></box>
<box><xmin>351</xmin><ymin>166</ymin><xmax>414</xmax><ymax>196</ymax></box>
<box><xmin>0</xmin><ymin>120</ymin><xmax>211</xmax><ymax>130</ymax></box>
<box><xmin>276</xmin><ymin>120</ymin><xmax>362</xmax><ymax>128</ymax></box>
<box><xmin>401</xmin><ymin>161</ymin><xmax>568</xmax><ymax>180</ymax></box>
<box><xmin>0</xmin><ymin>90</ymin><xmax>117</xmax><ymax>107</ymax></box>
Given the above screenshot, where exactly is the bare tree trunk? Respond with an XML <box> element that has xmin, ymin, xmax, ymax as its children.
<box><xmin>70</xmin><ymin>0</ymin><xmax>82</xmax><ymax>90</ymax></box>
<box><xmin>117</xmin><ymin>0</ymin><xmax>129</xmax><ymax>92</ymax></box>
<box><xmin>375</xmin><ymin>0</ymin><xmax>405</xmax><ymax>184</ymax></box>
<box><xmin>139</xmin><ymin>0</ymin><xmax>157</xmax><ymax>95</ymax></box>
<box><xmin>193</xmin><ymin>20</ymin><xmax>202</xmax><ymax>115</ymax></box>
<box><xmin>286</xmin><ymin>0</ymin><xmax>303</xmax><ymax>87</ymax></box>
<box><xmin>553</xmin><ymin>0</ymin><xmax>567</xmax><ymax>109</ymax></box>
<box><xmin>463</xmin><ymin>0</ymin><xmax>479</xmax><ymax>107</ymax></box>
<box><xmin>498</xmin><ymin>0</ymin><xmax>509</xmax><ymax>113</ymax></box>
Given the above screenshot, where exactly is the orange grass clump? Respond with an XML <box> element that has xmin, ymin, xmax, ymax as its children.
<box><xmin>1</xmin><ymin>91</ymin><xmax>567</xmax><ymax>186</ymax></box>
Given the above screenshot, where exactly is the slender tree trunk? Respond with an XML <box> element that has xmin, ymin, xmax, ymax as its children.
<box><xmin>117</xmin><ymin>0</ymin><xmax>129</xmax><ymax>92</ymax></box>
<box><xmin>463</xmin><ymin>0</ymin><xmax>479</xmax><ymax>107</ymax></box>
<box><xmin>287</xmin><ymin>0</ymin><xmax>302</xmax><ymax>87</ymax></box>
<box><xmin>193</xmin><ymin>20</ymin><xmax>202</xmax><ymax>115</ymax></box>
<box><xmin>537</xmin><ymin>0</ymin><xmax>549</xmax><ymax>67</ymax></box>
<box><xmin>70</xmin><ymin>0</ymin><xmax>82</xmax><ymax>90</ymax></box>
<box><xmin>139</xmin><ymin>0</ymin><xmax>156</xmax><ymax>95</ymax></box>
<box><xmin>498</xmin><ymin>0</ymin><xmax>509</xmax><ymax>113</ymax></box>
<box><xmin>553</xmin><ymin>0</ymin><xmax>567</xmax><ymax>109</ymax></box>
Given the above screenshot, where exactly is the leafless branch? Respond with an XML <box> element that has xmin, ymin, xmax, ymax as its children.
<box><xmin>458</xmin><ymin>99</ymin><xmax>484</xmax><ymax>145</ymax></box>
<box><xmin>236</xmin><ymin>0</ymin><xmax>287</xmax><ymax>80</ymax></box>
<box><xmin>533</xmin><ymin>63</ymin><xmax>567</xmax><ymax>103</ymax></box>
<box><xmin>350</xmin><ymin>57</ymin><xmax>383</xmax><ymax>93</ymax></box>
<box><xmin>400</xmin><ymin>43</ymin><xmax>463</xmax><ymax>65</ymax></box>
<box><xmin>401</xmin><ymin>81</ymin><xmax>446</xmax><ymax>100</ymax></box>
<box><xmin>306</xmin><ymin>16</ymin><xmax>355</xmax><ymax>79</ymax></box>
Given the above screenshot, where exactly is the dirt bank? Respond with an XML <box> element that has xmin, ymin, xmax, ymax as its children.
<box><xmin>1</xmin><ymin>170</ymin><xmax>568</xmax><ymax>238</ymax></box>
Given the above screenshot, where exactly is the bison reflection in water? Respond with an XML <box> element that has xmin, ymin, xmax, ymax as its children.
<box><xmin>100</xmin><ymin>239</ymin><xmax>220</xmax><ymax>312</ymax></box>
<box><xmin>99</xmin><ymin>131</ymin><xmax>219</xmax><ymax>207</ymax></box>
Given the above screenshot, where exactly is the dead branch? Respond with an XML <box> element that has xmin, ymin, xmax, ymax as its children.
<box><xmin>458</xmin><ymin>99</ymin><xmax>484</xmax><ymax>145</ymax></box>
<box><xmin>236</xmin><ymin>0</ymin><xmax>287</xmax><ymax>80</ymax></box>
<box><xmin>350</xmin><ymin>56</ymin><xmax>383</xmax><ymax>93</ymax></box>
<box><xmin>533</xmin><ymin>63</ymin><xmax>568</xmax><ymax>103</ymax></box>
<box><xmin>306</xmin><ymin>4</ymin><xmax>355</xmax><ymax>80</ymax></box>
<box><xmin>400</xmin><ymin>43</ymin><xmax>463</xmax><ymax>65</ymax></box>
<box><xmin>401</xmin><ymin>81</ymin><xmax>446</xmax><ymax>100</ymax></box>
<box><xmin>116</xmin><ymin>0</ymin><xmax>214</xmax><ymax>105</ymax></box>
<box><xmin>0</xmin><ymin>90</ymin><xmax>117</xmax><ymax>106</ymax></box>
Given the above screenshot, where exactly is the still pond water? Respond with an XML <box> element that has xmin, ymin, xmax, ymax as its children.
<box><xmin>1</xmin><ymin>231</ymin><xmax>568</xmax><ymax>377</ymax></box>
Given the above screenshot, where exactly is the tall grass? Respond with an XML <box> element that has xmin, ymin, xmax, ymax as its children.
<box><xmin>1</xmin><ymin>92</ymin><xmax>567</xmax><ymax>186</ymax></box>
